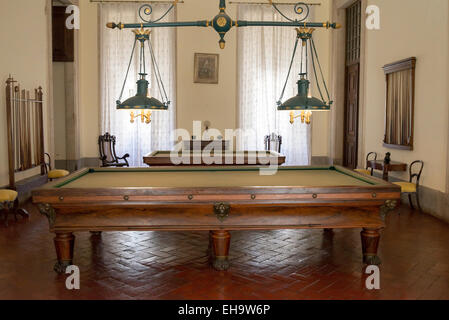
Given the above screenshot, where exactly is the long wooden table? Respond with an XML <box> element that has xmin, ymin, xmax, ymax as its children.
<box><xmin>143</xmin><ymin>150</ymin><xmax>286</xmax><ymax>166</ymax></box>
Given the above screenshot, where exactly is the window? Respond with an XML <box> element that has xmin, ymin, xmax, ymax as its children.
<box><xmin>99</xmin><ymin>3</ymin><xmax>176</xmax><ymax>166</ymax></box>
<box><xmin>237</xmin><ymin>4</ymin><xmax>311</xmax><ymax>165</ymax></box>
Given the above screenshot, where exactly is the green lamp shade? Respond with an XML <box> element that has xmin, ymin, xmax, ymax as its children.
<box><xmin>117</xmin><ymin>77</ymin><xmax>168</xmax><ymax>110</ymax></box>
<box><xmin>117</xmin><ymin>96</ymin><xmax>167</xmax><ymax>110</ymax></box>
<box><xmin>277</xmin><ymin>78</ymin><xmax>330</xmax><ymax>111</ymax></box>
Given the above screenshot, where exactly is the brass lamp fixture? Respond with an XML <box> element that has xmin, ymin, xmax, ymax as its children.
<box><xmin>116</xmin><ymin>27</ymin><xmax>170</xmax><ymax>124</ymax></box>
<box><xmin>277</xmin><ymin>27</ymin><xmax>333</xmax><ymax>124</ymax></box>
<box><xmin>130</xmin><ymin>110</ymin><xmax>152</xmax><ymax>124</ymax></box>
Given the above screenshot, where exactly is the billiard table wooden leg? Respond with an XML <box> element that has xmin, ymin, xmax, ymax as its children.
<box><xmin>361</xmin><ymin>228</ymin><xmax>381</xmax><ymax>265</ymax></box>
<box><xmin>211</xmin><ymin>230</ymin><xmax>230</xmax><ymax>271</ymax></box>
<box><xmin>53</xmin><ymin>232</ymin><xmax>75</xmax><ymax>274</ymax></box>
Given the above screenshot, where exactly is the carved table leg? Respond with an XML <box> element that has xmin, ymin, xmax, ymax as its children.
<box><xmin>211</xmin><ymin>230</ymin><xmax>230</xmax><ymax>271</ymax></box>
<box><xmin>90</xmin><ymin>231</ymin><xmax>102</xmax><ymax>236</ymax></box>
<box><xmin>361</xmin><ymin>228</ymin><xmax>381</xmax><ymax>265</ymax></box>
<box><xmin>53</xmin><ymin>232</ymin><xmax>75</xmax><ymax>274</ymax></box>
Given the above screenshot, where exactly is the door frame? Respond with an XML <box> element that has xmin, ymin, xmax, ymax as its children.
<box><xmin>343</xmin><ymin>62</ymin><xmax>360</xmax><ymax>168</ymax></box>
<box><xmin>47</xmin><ymin>0</ymin><xmax>81</xmax><ymax>170</ymax></box>
<box><xmin>329</xmin><ymin>0</ymin><xmax>367</xmax><ymax>169</ymax></box>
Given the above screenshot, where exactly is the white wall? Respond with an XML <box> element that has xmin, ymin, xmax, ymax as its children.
<box><xmin>363</xmin><ymin>0</ymin><xmax>449</xmax><ymax>192</ymax></box>
<box><xmin>0</xmin><ymin>0</ymin><xmax>51</xmax><ymax>186</ymax></box>
<box><xmin>78</xmin><ymin>0</ymin><xmax>100</xmax><ymax>158</ymax></box>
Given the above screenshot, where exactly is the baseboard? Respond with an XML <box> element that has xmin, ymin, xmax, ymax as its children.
<box><xmin>332</xmin><ymin>158</ymin><xmax>343</xmax><ymax>166</ymax></box>
<box><xmin>55</xmin><ymin>158</ymin><xmax>100</xmax><ymax>172</ymax></box>
<box><xmin>1</xmin><ymin>174</ymin><xmax>48</xmax><ymax>203</ymax></box>
<box><xmin>311</xmin><ymin>156</ymin><xmax>331</xmax><ymax>165</ymax></box>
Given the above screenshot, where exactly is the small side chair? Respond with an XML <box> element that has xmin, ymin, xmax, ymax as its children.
<box><xmin>393</xmin><ymin>160</ymin><xmax>424</xmax><ymax>212</ymax></box>
<box><xmin>0</xmin><ymin>189</ymin><xmax>29</xmax><ymax>227</ymax></box>
<box><xmin>354</xmin><ymin>152</ymin><xmax>377</xmax><ymax>176</ymax></box>
<box><xmin>44</xmin><ymin>153</ymin><xmax>70</xmax><ymax>182</ymax></box>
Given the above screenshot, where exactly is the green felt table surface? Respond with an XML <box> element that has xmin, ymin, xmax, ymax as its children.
<box><xmin>56</xmin><ymin>166</ymin><xmax>386</xmax><ymax>189</ymax></box>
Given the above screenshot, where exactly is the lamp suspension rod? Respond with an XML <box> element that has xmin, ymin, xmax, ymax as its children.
<box><xmin>229</xmin><ymin>1</ymin><xmax>320</xmax><ymax>5</ymax></box>
<box><xmin>90</xmin><ymin>0</ymin><xmax>183</xmax><ymax>3</ymax></box>
<box><xmin>109</xmin><ymin>21</ymin><xmax>339</xmax><ymax>29</ymax></box>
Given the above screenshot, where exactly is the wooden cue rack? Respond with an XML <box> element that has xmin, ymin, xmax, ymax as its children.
<box><xmin>5</xmin><ymin>76</ymin><xmax>45</xmax><ymax>190</ymax></box>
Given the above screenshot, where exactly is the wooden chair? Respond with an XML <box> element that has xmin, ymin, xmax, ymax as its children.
<box><xmin>0</xmin><ymin>190</ymin><xmax>28</xmax><ymax>227</ymax></box>
<box><xmin>44</xmin><ymin>153</ymin><xmax>70</xmax><ymax>181</ymax></box>
<box><xmin>264</xmin><ymin>133</ymin><xmax>282</xmax><ymax>153</ymax></box>
<box><xmin>99</xmin><ymin>133</ymin><xmax>130</xmax><ymax>167</ymax></box>
<box><xmin>354</xmin><ymin>152</ymin><xmax>377</xmax><ymax>176</ymax></box>
<box><xmin>393</xmin><ymin>160</ymin><xmax>424</xmax><ymax>212</ymax></box>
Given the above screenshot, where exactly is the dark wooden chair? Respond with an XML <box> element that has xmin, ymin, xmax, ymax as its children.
<box><xmin>355</xmin><ymin>152</ymin><xmax>377</xmax><ymax>176</ymax></box>
<box><xmin>98</xmin><ymin>133</ymin><xmax>130</xmax><ymax>167</ymax></box>
<box><xmin>264</xmin><ymin>133</ymin><xmax>282</xmax><ymax>153</ymax></box>
<box><xmin>393</xmin><ymin>160</ymin><xmax>424</xmax><ymax>212</ymax></box>
<box><xmin>44</xmin><ymin>153</ymin><xmax>70</xmax><ymax>181</ymax></box>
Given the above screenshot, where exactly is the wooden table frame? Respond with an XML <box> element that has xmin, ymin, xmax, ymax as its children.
<box><xmin>32</xmin><ymin>166</ymin><xmax>400</xmax><ymax>273</ymax></box>
<box><xmin>367</xmin><ymin>160</ymin><xmax>407</xmax><ymax>181</ymax></box>
<box><xmin>143</xmin><ymin>150</ymin><xmax>286</xmax><ymax>166</ymax></box>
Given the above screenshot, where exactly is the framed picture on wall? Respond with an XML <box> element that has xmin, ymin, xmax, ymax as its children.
<box><xmin>194</xmin><ymin>53</ymin><xmax>219</xmax><ymax>84</ymax></box>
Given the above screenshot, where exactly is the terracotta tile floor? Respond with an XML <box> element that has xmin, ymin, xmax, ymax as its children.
<box><xmin>0</xmin><ymin>202</ymin><xmax>448</xmax><ymax>300</ymax></box>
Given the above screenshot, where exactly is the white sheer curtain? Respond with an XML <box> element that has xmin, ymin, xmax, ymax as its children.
<box><xmin>237</xmin><ymin>4</ymin><xmax>311</xmax><ymax>165</ymax></box>
<box><xmin>100</xmin><ymin>3</ymin><xmax>176</xmax><ymax>167</ymax></box>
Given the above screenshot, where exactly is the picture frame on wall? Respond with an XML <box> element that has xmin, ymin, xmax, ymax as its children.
<box><xmin>194</xmin><ymin>53</ymin><xmax>219</xmax><ymax>84</ymax></box>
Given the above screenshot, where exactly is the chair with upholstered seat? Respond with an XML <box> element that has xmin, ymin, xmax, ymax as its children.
<box><xmin>393</xmin><ymin>160</ymin><xmax>424</xmax><ymax>212</ymax></box>
<box><xmin>0</xmin><ymin>189</ymin><xmax>28</xmax><ymax>226</ymax></box>
<box><xmin>44</xmin><ymin>153</ymin><xmax>70</xmax><ymax>181</ymax></box>
<box><xmin>354</xmin><ymin>152</ymin><xmax>377</xmax><ymax>176</ymax></box>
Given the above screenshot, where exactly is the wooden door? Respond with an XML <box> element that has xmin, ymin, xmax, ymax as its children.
<box><xmin>343</xmin><ymin>63</ymin><xmax>360</xmax><ymax>169</ymax></box>
<box><xmin>343</xmin><ymin>0</ymin><xmax>361</xmax><ymax>169</ymax></box>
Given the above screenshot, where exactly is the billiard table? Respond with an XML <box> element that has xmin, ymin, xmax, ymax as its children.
<box><xmin>143</xmin><ymin>150</ymin><xmax>286</xmax><ymax>166</ymax></box>
<box><xmin>32</xmin><ymin>166</ymin><xmax>400</xmax><ymax>273</ymax></box>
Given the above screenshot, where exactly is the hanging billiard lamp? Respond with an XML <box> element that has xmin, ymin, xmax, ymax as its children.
<box><xmin>116</xmin><ymin>27</ymin><xmax>170</xmax><ymax>124</ymax></box>
<box><xmin>277</xmin><ymin>27</ymin><xmax>333</xmax><ymax>125</ymax></box>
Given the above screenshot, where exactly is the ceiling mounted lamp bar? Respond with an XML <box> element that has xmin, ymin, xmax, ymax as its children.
<box><xmin>91</xmin><ymin>0</ymin><xmax>184</xmax><ymax>3</ymax></box>
<box><xmin>228</xmin><ymin>1</ymin><xmax>320</xmax><ymax>5</ymax></box>
<box><xmin>107</xmin><ymin>0</ymin><xmax>340</xmax><ymax>49</ymax></box>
